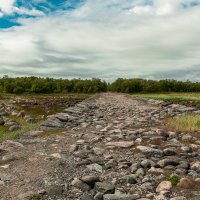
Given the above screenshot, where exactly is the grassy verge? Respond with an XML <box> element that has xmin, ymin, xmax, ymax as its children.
<box><xmin>133</xmin><ymin>93</ymin><xmax>200</xmax><ymax>101</ymax></box>
<box><xmin>166</xmin><ymin>114</ymin><xmax>200</xmax><ymax>133</ymax></box>
<box><xmin>0</xmin><ymin>121</ymin><xmax>41</xmax><ymax>142</ymax></box>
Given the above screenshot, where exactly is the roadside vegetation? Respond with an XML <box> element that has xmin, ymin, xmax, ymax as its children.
<box><xmin>166</xmin><ymin>115</ymin><xmax>200</xmax><ymax>133</ymax></box>
<box><xmin>134</xmin><ymin>93</ymin><xmax>200</xmax><ymax>102</ymax></box>
<box><xmin>136</xmin><ymin>93</ymin><xmax>200</xmax><ymax>134</ymax></box>
<box><xmin>0</xmin><ymin>120</ymin><xmax>41</xmax><ymax>142</ymax></box>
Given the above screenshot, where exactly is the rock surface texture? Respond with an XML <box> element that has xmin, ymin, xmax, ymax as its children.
<box><xmin>0</xmin><ymin>93</ymin><xmax>200</xmax><ymax>200</ymax></box>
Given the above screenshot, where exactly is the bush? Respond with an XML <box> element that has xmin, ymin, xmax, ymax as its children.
<box><xmin>168</xmin><ymin>175</ymin><xmax>180</xmax><ymax>186</ymax></box>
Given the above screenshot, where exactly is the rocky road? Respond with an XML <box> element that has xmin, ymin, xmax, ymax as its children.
<box><xmin>0</xmin><ymin>93</ymin><xmax>200</xmax><ymax>200</ymax></box>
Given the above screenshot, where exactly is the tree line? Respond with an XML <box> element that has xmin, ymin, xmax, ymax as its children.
<box><xmin>0</xmin><ymin>76</ymin><xmax>200</xmax><ymax>94</ymax></box>
<box><xmin>109</xmin><ymin>78</ymin><xmax>200</xmax><ymax>93</ymax></box>
<box><xmin>0</xmin><ymin>76</ymin><xmax>107</xmax><ymax>94</ymax></box>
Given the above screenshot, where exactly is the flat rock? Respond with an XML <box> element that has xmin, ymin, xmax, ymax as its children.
<box><xmin>106</xmin><ymin>141</ymin><xmax>134</xmax><ymax>148</ymax></box>
<box><xmin>95</xmin><ymin>182</ymin><xmax>115</xmax><ymax>194</ymax></box>
<box><xmin>157</xmin><ymin>158</ymin><xmax>180</xmax><ymax>168</ymax></box>
<box><xmin>71</xmin><ymin>178</ymin><xmax>91</xmax><ymax>191</ymax></box>
<box><xmin>170</xmin><ymin>197</ymin><xmax>187</xmax><ymax>200</ymax></box>
<box><xmin>103</xmin><ymin>194</ymin><xmax>140</xmax><ymax>200</ymax></box>
<box><xmin>81</xmin><ymin>175</ymin><xmax>100</xmax><ymax>187</ymax></box>
<box><xmin>87</xmin><ymin>163</ymin><xmax>103</xmax><ymax>173</ymax></box>
<box><xmin>137</xmin><ymin>146</ymin><xmax>164</xmax><ymax>158</ymax></box>
<box><xmin>40</xmin><ymin>118</ymin><xmax>64</xmax><ymax>128</ymax></box>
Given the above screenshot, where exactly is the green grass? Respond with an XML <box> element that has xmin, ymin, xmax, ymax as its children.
<box><xmin>0</xmin><ymin>116</ymin><xmax>41</xmax><ymax>142</ymax></box>
<box><xmin>134</xmin><ymin>92</ymin><xmax>200</xmax><ymax>101</ymax></box>
<box><xmin>0</xmin><ymin>122</ymin><xmax>41</xmax><ymax>143</ymax></box>
<box><xmin>166</xmin><ymin>114</ymin><xmax>200</xmax><ymax>133</ymax></box>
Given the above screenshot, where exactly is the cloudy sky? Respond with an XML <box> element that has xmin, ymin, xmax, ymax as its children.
<box><xmin>0</xmin><ymin>0</ymin><xmax>200</xmax><ymax>81</ymax></box>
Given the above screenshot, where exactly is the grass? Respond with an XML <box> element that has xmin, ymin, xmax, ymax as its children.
<box><xmin>134</xmin><ymin>92</ymin><xmax>200</xmax><ymax>101</ymax></box>
<box><xmin>0</xmin><ymin>122</ymin><xmax>41</xmax><ymax>143</ymax></box>
<box><xmin>0</xmin><ymin>115</ymin><xmax>41</xmax><ymax>142</ymax></box>
<box><xmin>166</xmin><ymin>114</ymin><xmax>200</xmax><ymax>133</ymax></box>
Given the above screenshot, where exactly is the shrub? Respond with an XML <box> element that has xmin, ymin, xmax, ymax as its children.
<box><xmin>168</xmin><ymin>175</ymin><xmax>180</xmax><ymax>186</ymax></box>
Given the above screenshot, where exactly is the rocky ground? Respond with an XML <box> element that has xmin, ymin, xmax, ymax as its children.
<box><xmin>0</xmin><ymin>93</ymin><xmax>200</xmax><ymax>200</ymax></box>
<box><xmin>0</xmin><ymin>95</ymin><xmax>85</xmax><ymax>132</ymax></box>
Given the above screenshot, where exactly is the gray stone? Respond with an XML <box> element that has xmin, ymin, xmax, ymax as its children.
<box><xmin>103</xmin><ymin>194</ymin><xmax>140</xmax><ymax>200</ymax></box>
<box><xmin>95</xmin><ymin>182</ymin><xmax>115</xmax><ymax>194</ymax></box>
<box><xmin>25</xmin><ymin>116</ymin><xmax>36</xmax><ymax>123</ymax></box>
<box><xmin>140</xmin><ymin>159</ymin><xmax>152</xmax><ymax>168</ymax></box>
<box><xmin>106</xmin><ymin>141</ymin><xmax>134</xmax><ymax>148</ymax></box>
<box><xmin>148</xmin><ymin>167</ymin><xmax>164</xmax><ymax>174</ymax></box>
<box><xmin>81</xmin><ymin>175</ymin><xmax>100</xmax><ymax>187</ymax></box>
<box><xmin>181</xmin><ymin>146</ymin><xmax>193</xmax><ymax>153</ymax></box>
<box><xmin>191</xmin><ymin>162</ymin><xmax>200</xmax><ymax>173</ymax></box>
<box><xmin>2</xmin><ymin>154</ymin><xmax>17</xmax><ymax>161</ymax></box>
<box><xmin>163</xmin><ymin>148</ymin><xmax>176</xmax><ymax>156</ymax></box>
<box><xmin>127</xmin><ymin>175</ymin><xmax>137</xmax><ymax>184</ymax></box>
<box><xmin>50</xmin><ymin>113</ymin><xmax>70</xmax><ymax>122</ymax></box>
<box><xmin>71</xmin><ymin>178</ymin><xmax>91</xmax><ymax>191</ymax></box>
<box><xmin>69</xmin><ymin>144</ymin><xmax>78</xmax><ymax>153</ymax></box>
<box><xmin>4</xmin><ymin>119</ymin><xmax>17</xmax><ymax>126</ymax></box>
<box><xmin>87</xmin><ymin>163</ymin><xmax>103</xmax><ymax>173</ymax></box>
<box><xmin>94</xmin><ymin>192</ymin><xmax>104</xmax><ymax>200</ymax></box>
<box><xmin>157</xmin><ymin>158</ymin><xmax>180</xmax><ymax>168</ymax></box>
<box><xmin>136</xmin><ymin>168</ymin><xmax>145</xmax><ymax>177</ymax></box>
<box><xmin>136</xmin><ymin>146</ymin><xmax>164</xmax><ymax>158</ymax></box>
<box><xmin>93</xmin><ymin>147</ymin><xmax>105</xmax><ymax>155</ymax></box>
<box><xmin>178</xmin><ymin>161</ymin><xmax>190</xmax><ymax>170</ymax></box>
<box><xmin>40</xmin><ymin>118</ymin><xmax>64</xmax><ymax>128</ymax></box>
<box><xmin>9</xmin><ymin>125</ymin><xmax>20</xmax><ymax>131</ymax></box>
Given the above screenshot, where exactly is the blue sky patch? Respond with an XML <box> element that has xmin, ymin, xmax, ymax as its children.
<box><xmin>0</xmin><ymin>0</ymin><xmax>85</xmax><ymax>29</ymax></box>
<box><xmin>0</xmin><ymin>17</ymin><xmax>20</xmax><ymax>28</ymax></box>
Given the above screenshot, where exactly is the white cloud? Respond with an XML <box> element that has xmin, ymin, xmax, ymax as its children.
<box><xmin>0</xmin><ymin>0</ymin><xmax>200</xmax><ymax>80</ymax></box>
<box><xmin>0</xmin><ymin>0</ymin><xmax>44</xmax><ymax>16</ymax></box>
<box><xmin>129</xmin><ymin>0</ymin><xmax>200</xmax><ymax>16</ymax></box>
<box><xmin>0</xmin><ymin>0</ymin><xmax>16</xmax><ymax>14</ymax></box>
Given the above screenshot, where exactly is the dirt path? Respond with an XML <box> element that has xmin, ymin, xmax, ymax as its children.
<box><xmin>0</xmin><ymin>93</ymin><xmax>200</xmax><ymax>200</ymax></box>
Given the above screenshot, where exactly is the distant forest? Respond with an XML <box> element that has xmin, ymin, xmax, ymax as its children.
<box><xmin>0</xmin><ymin>76</ymin><xmax>200</xmax><ymax>94</ymax></box>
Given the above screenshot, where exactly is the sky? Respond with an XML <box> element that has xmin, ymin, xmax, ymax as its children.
<box><xmin>0</xmin><ymin>0</ymin><xmax>200</xmax><ymax>81</ymax></box>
